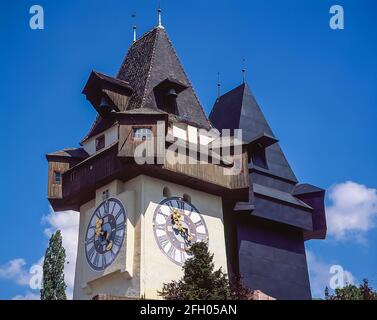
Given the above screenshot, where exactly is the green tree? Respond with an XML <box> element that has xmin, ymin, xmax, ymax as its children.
<box><xmin>325</xmin><ymin>279</ymin><xmax>377</xmax><ymax>300</ymax></box>
<box><xmin>159</xmin><ymin>242</ymin><xmax>230</xmax><ymax>300</ymax></box>
<box><xmin>40</xmin><ymin>230</ymin><xmax>67</xmax><ymax>300</ymax></box>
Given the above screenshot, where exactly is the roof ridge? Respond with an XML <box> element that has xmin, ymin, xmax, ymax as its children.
<box><xmin>161</xmin><ymin>28</ymin><xmax>211</xmax><ymax>128</ymax></box>
<box><xmin>140</xmin><ymin>28</ymin><xmax>159</xmax><ymax>109</ymax></box>
<box><xmin>115</xmin><ymin>27</ymin><xmax>158</xmax><ymax>79</ymax></box>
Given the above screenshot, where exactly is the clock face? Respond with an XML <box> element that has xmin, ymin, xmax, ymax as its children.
<box><xmin>153</xmin><ymin>197</ymin><xmax>209</xmax><ymax>266</ymax></box>
<box><xmin>85</xmin><ymin>198</ymin><xmax>126</xmax><ymax>271</ymax></box>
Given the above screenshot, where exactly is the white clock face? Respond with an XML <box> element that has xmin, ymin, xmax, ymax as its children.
<box><xmin>153</xmin><ymin>197</ymin><xmax>209</xmax><ymax>266</ymax></box>
<box><xmin>85</xmin><ymin>198</ymin><xmax>126</xmax><ymax>271</ymax></box>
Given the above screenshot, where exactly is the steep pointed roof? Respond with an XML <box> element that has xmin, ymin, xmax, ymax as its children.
<box><xmin>82</xmin><ymin>26</ymin><xmax>211</xmax><ymax>143</ymax></box>
<box><xmin>209</xmin><ymin>83</ymin><xmax>297</xmax><ymax>183</ymax></box>
<box><xmin>116</xmin><ymin>27</ymin><xmax>211</xmax><ymax>129</ymax></box>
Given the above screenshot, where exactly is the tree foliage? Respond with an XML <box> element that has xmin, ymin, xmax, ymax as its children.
<box><xmin>159</xmin><ymin>242</ymin><xmax>230</xmax><ymax>300</ymax></box>
<box><xmin>159</xmin><ymin>242</ymin><xmax>254</xmax><ymax>300</ymax></box>
<box><xmin>325</xmin><ymin>279</ymin><xmax>377</xmax><ymax>300</ymax></box>
<box><xmin>40</xmin><ymin>230</ymin><xmax>67</xmax><ymax>300</ymax></box>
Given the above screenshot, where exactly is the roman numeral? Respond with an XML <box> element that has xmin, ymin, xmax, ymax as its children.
<box><xmin>102</xmin><ymin>254</ymin><xmax>107</xmax><ymax>267</ymax></box>
<box><xmin>93</xmin><ymin>253</ymin><xmax>100</xmax><ymax>266</ymax></box>
<box><xmin>111</xmin><ymin>202</ymin><xmax>117</xmax><ymax>214</ymax></box>
<box><xmin>86</xmin><ymin>236</ymin><xmax>95</xmax><ymax>245</ymax></box>
<box><xmin>115</xmin><ymin>209</ymin><xmax>124</xmax><ymax>220</ymax></box>
<box><xmin>195</xmin><ymin>220</ymin><xmax>203</xmax><ymax>228</ymax></box>
<box><xmin>104</xmin><ymin>201</ymin><xmax>109</xmax><ymax>214</ymax></box>
<box><xmin>176</xmin><ymin>200</ymin><xmax>184</xmax><ymax>210</ymax></box>
<box><xmin>180</xmin><ymin>251</ymin><xmax>186</xmax><ymax>263</ymax></box>
<box><xmin>154</xmin><ymin>224</ymin><xmax>165</xmax><ymax>231</ymax></box>
<box><xmin>167</xmin><ymin>245</ymin><xmax>176</xmax><ymax>258</ymax></box>
<box><xmin>158</xmin><ymin>234</ymin><xmax>169</xmax><ymax>248</ymax></box>
<box><xmin>87</xmin><ymin>246</ymin><xmax>95</xmax><ymax>261</ymax></box>
<box><xmin>197</xmin><ymin>233</ymin><xmax>208</xmax><ymax>241</ymax></box>
<box><xmin>95</xmin><ymin>209</ymin><xmax>101</xmax><ymax>218</ymax></box>
<box><xmin>114</xmin><ymin>235</ymin><xmax>123</xmax><ymax>247</ymax></box>
<box><xmin>158</xmin><ymin>209</ymin><xmax>169</xmax><ymax>218</ymax></box>
<box><xmin>116</xmin><ymin>222</ymin><xmax>125</xmax><ymax>232</ymax></box>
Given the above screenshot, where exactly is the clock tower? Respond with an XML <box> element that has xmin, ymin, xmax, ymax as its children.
<box><xmin>46</xmin><ymin>15</ymin><xmax>326</xmax><ymax>300</ymax></box>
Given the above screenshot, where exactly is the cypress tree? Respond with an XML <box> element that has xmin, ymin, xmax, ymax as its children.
<box><xmin>40</xmin><ymin>230</ymin><xmax>67</xmax><ymax>300</ymax></box>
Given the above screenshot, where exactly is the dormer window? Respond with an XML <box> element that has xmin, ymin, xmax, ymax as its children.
<box><xmin>153</xmin><ymin>78</ymin><xmax>188</xmax><ymax>115</ymax></box>
<box><xmin>133</xmin><ymin>127</ymin><xmax>152</xmax><ymax>141</ymax></box>
<box><xmin>95</xmin><ymin>135</ymin><xmax>105</xmax><ymax>151</ymax></box>
<box><xmin>251</xmin><ymin>144</ymin><xmax>268</xmax><ymax>169</ymax></box>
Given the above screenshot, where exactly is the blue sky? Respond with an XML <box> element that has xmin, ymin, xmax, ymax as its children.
<box><xmin>0</xmin><ymin>0</ymin><xmax>376</xmax><ymax>299</ymax></box>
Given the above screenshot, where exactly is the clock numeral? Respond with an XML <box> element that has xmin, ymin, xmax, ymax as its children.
<box><xmin>116</xmin><ymin>222</ymin><xmax>125</xmax><ymax>232</ymax></box>
<box><xmin>188</xmin><ymin>208</ymin><xmax>194</xmax><ymax>217</ymax></box>
<box><xmin>95</xmin><ymin>209</ymin><xmax>101</xmax><ymax>218</ymax></box>
<box><xmin>195</xmin><ymin>220</ymin><xmax>203</xmax><ymax>228</ymax></box>
<box><xmin>167</xmin><ymin>245</ymin><xmax>176</xmax><ymax>258</ymax></box>
<box><xmin>102</xmin><ymin>254</ymin><xmax>107</xmax><ymax>267</ymax></box>
<box><xmin>158</xmin><ymin>234</ymin><xmax>169</xmax><ymax>248</ymax></box>
<box><xmin>180</xmin><ymin>251</ymin><xmax>186</xmax><ymax>263</ymax></box>
<box><xmin>197</xmin><ymin>233</ymin><xmax>208</xmax><ymax>241</ymax></box>
<box><xmin>111</xmin><ymin>202</ymin><xmax>117</xmax><ymax>214</ymax></box>
<box><xmin>93</xmin><ymin>253</ymin><xmax>100</xmax><ymax>266</ymax></box>
<box><xmin>114</xmin><ymin>235</ymin><xmax>123</xmax><ymax>247</ymax></box>
<box><xmin>104</xmin><ymin>201</ymin><xmax>110</xmax><ymax>214</ymax></box>
<box><xmin>86</xmin><ymin>236</ymin><xmax>95</xmax><ymax>245</ymax></box>
<box><xmin>154</xmin><ymin>224</ymin><xmax>165</xmax><ymax>231</ymax></box>
<box><xmin>87</xmin><ymin>246</ymin><xmax>96</xmax><ymax>260</ymax></box>
<box><xmin>158</xmin><ymin>209</ymin><xmax>169</xmax><ymax>218</ymax></box>
<box><xmin>177</xmin><ymin>200</ymin><xmax>184</xmax><ymax>210</ymax></box>
<box><xmin>115</xmin><ymin>209</ymin><xmax>124</xmax><ymax>220</ymax></box>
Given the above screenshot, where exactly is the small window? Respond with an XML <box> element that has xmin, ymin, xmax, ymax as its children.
<box><xmin>95</xmin><ymin>135</ymin><xmax>105</xmax><ymax>151</ymax></box>
<box><xmin>102</xmin><ymin>189</ymin><xmax>109</xmax><ymax>200</ymax></box>
<box><xmin>251</xmin><ymin>145</ymin><xmax>268</xmax><ymax>169</ymax></box>
<box><xmin>163</xmin><ymin>187</ymin><xmax>171</xmax><ymax>198</ymax></box>
<box><xmin>54</xmin><ymin>171</ymin><xmax>61</xmax><ymax>184</ymax></box>
<box><xmin>183</xmin><ymin>193</ymin><xmax>191</xmax><ymax>203</ymax></box>
<box><xmin>133</xmin><ymin>127</ymin><xmax>152</xmax><ymax>141</ymax></box>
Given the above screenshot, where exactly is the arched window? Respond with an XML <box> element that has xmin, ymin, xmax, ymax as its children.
<box><xmin>183</xmin><ymin>193</ymin><xmax>191</xmax><ymax>203</ymax></box>
<box><xmin>163</xmin><ymin>187</ymin><xmax>171</xmax><ymax>198</ymax></box>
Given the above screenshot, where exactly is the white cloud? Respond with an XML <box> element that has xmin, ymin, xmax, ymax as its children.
<box><xmin>1</xmin><ymin>209</ymin><xmax>79</xmax><ymax>300</ymax></box>
<box><xmin>0</xmin><ymin>259</ymin><xmax>30</xmax><ymax>286</ymax></box>
<box><xmin>307</xmin><ymin>250</ymin><xmax>355</xmax><ymax>298</ymax></box>
<box><xmin>12</xmin><ymin>291</ymin><xmax>40</xmax><ymax>300</ymax></box>
<box><xmin>326</xmin><ymin>181</ymin><xmax>377</xmax><ymax>242</ymax></box>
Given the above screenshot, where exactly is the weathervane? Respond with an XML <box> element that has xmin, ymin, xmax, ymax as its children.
<box><xmin>242</xmin><ymin>58</ymin><xmax>247</xmax><ymax>83</ymax></box>
<box><xmin>157</xmin><ymin>3</ymin><xmax>163</xmax><ymax>28</ymax></box>
<box><xmin>217</xmin><ymin>72</ymin><xmax>221</xmax><ymax>99</ymax></box>
<box><xmin>132</xmin><ymin>13</ymin><xmax>137</xmax><ymax>43</ymax></box>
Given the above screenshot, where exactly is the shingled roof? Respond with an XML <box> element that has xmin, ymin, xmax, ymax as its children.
<box><xmin>116</xmin><ymin>26</ymin><xmax>211</xmax><ymax>129</ymax></box>
<box><xmin>82</xmin><ymin>26</ymin><xmax>211</xmax><ymax>143</ymax></box>
<box><xmin>209</xmin><ymin>83</ymin><xmax>297</xmax><ymax>183</ymax></box>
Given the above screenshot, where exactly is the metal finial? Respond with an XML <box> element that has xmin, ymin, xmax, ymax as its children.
<box><xmin>132</xmin><ymin>13</ymin><xmax>137</xmax><ymax>42</ymax></box>
<box><xmin>217</xmin><ymin>72</ymin><xmax>221</xmax><ymax>99</ymax></box>
<box><xmin>157</xmin><ymin>4</ymin><xmax>163</xmax><ymax>28</ymax></box>
<box><xmin>242</xmin><ymin>58</ymin><xmax>246</xmax><ymax>84</ymax></box>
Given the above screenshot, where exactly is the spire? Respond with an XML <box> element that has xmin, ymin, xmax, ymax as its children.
<box><xmin>217</xmin><ymin>72</ymin><xmax>221</xmax><ymax>100</ymax></box>
<box><xmin>157</xmin><ymin>5</ymin><xmax>164</xmax><ymax>28</ymax></box>
<box><xmin>209</xmin><ymin>83</ymin><xmax>298</xmax><ymax>182</ymax></box>
<box><xmin>242</xmin><ymin>58</ymin><xmax>246</xmax><ymax>84</ymax></box>
<box><xmin>132</xmin><ymin>13</ymin><xmax>137</xmax><ymax>43</ymax></box>
<box><xmin>116</xmin><ymin>27</ymin><xmax>211</xmax><ymax>129</ymax></box>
